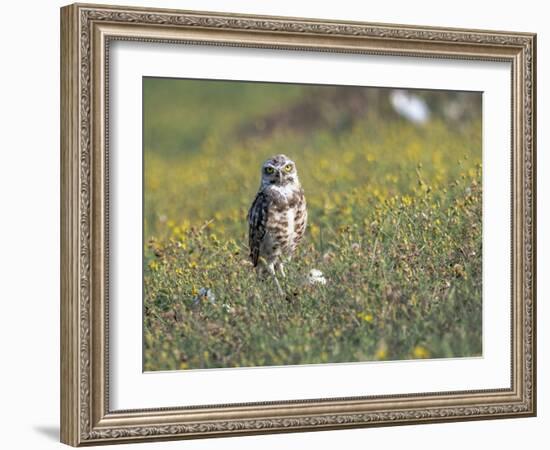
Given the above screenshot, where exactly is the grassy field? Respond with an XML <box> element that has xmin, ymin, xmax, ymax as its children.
<box><xmin>143</xmin><ymin>78</ymin><xmax>482</xmax><ymax>371</ymax></box>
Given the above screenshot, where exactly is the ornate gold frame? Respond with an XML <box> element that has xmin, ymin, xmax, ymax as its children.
<box><xmin>60</xmin><ymin>2</ymin><xmax>536</xmax><ymax>446</ymax></box>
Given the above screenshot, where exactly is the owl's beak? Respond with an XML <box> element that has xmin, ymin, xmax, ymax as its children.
<box><xmin>277</xmin><ymin>170</ymin><xmax>283</xmax><ymax>184</ymax></box>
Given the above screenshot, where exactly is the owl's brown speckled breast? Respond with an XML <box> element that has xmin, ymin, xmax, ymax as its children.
<box><xmin>266</xmin><ymin>186</ymin><xmax>307</xmax><ymax>255</ymax></box>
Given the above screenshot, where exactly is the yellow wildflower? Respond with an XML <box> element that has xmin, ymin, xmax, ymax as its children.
<box><xmin>413</xmin><ymin>345</ymin><xmax>430</xmax><ymax>359</ymax></box>
<box><xmin>357</xmin><ymin>312</ymin><xmax>374</xmax><ymax>323</ymax></box>
<box><xmin>402</xmin><ymin>195</ymin><xmax>413</xmax><ymax>206</ymax></box>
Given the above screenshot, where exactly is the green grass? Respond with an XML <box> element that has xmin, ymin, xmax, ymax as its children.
<box><xmin>143</xmin><ymin>79</ymin><xmax>482</xmax><ymax>371</ymax></box>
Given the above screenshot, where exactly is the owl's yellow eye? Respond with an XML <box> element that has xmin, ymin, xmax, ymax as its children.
<box><xmin>265</xmin><ymin>166</ymin><xmax>275</xmax><ymax>174</ymax></box>
<box><xmin>284</xmin><ymin>164</ymin><xmax>293</xmax><ymax>173</ymax></box>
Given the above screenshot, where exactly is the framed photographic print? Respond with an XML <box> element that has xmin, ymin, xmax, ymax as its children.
<box><xmin>60</xmin><ymin>3</ymin><xmax>537</xmax><ymax>446</ymax></box>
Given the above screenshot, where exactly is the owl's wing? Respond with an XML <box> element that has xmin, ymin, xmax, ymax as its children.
<box><xmin>248</xmin><ymin>191</ymin><xmax>269</xmax><ymax>267</ymax></box>
<box><xmin>294</xmin><ymin>189</ymin><xmax>308</xmax><ymax>244</ymax></box>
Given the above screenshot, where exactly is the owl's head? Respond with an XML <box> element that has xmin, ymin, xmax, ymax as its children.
<box><xmin>260</xmin><ymin>154</ymin><xmax>299</xmax><ymax>188</ymax></box>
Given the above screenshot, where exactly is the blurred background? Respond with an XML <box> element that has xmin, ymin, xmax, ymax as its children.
<box><xmin>143</xmin><ymin>77</ymin><xmax>481</xmax><ymax>244</ymax></box>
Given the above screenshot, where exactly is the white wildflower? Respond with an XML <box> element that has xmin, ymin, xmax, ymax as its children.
<box><xmin>308</xmin><ymin>269</ymin><xmax>327</xmax><ymax>286</ymax></box>
<box><xmin>192</xmin><ymin>288</ymin><xmax>216</xmax><ymax>306</ymax></box>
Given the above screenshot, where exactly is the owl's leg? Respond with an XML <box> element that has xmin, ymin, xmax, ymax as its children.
<box><xmin>275</xmin><ymin>261</ymin><xmax>285</xmax><ymax>278</ymax></box>
<box><xmin>267</xmin><ymin>262</ymin><xmax>284</xmax><ymax>296</ymax></box>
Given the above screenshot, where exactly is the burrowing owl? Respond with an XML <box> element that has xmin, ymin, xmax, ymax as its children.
<box><xmin>248</xmin><ymin>154</ymin><xmax>307</xmax><ymax>294</ymax></box>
